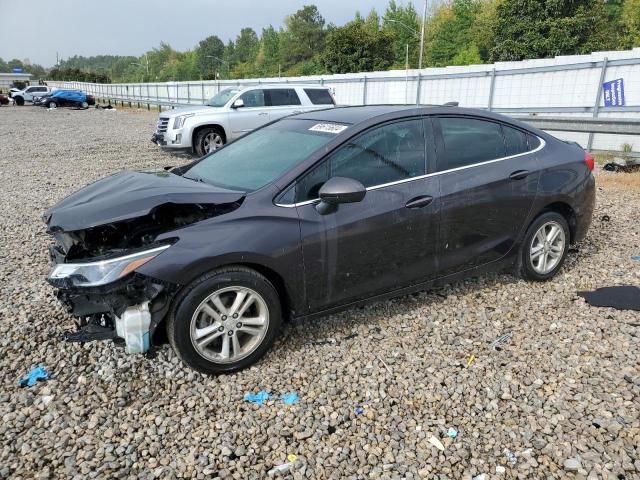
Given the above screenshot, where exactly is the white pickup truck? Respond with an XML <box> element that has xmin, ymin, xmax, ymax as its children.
<box><xmin>10</xmin><ymin>85</ymin><xmax>52</xmax><ymax>105</ymax></box>
<box><xmin>151</xmin><ymin>84</ymin><xmax>336</xmax><ymax>156</ymax></box>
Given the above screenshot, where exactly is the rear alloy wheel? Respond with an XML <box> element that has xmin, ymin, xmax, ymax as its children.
<box><xmin>47</xmin><ymin>101</ymin><xmax>57</xmax><ymax>109</ymax></box>
<box><xmin>167</xmin><ymin>267</ymin><xmax>282</xmax><ymax>374</ymax></box>
<box><xmin>519</xmin><ymin>212</ymin><xmax>570</xmax><ymax>281</ymax></box>
<box><xmin>195</xmin><ymin>127</ymin><xmax>225</xmax><ymax>157</ymax></box>
<box><xmin>80</xmin><ymin>101</ymin><xmax>89</xmax><ymax>109</ymax></box>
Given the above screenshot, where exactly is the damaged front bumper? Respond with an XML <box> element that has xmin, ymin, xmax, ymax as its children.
<box><xmin>48</xmin><ymin>263</ymin><xmax>177</xmax><ymax>352</ymax></box>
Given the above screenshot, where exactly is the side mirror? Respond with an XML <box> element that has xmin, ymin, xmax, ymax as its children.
<box><xmin>316</xmin><ymin>177</ymin><xmax>366</xmax><ymax>214</ymax></box>
<box><xmin>231</xmin><ymin>98</ymin><xmax>245</xmax><ymax>109</ymax></box>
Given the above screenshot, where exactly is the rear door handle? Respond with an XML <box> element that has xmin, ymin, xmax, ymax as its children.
<box><xmin>405</xmin><ymin>195</ymin><xmax>434</xmax><ymax>209</ymax></box>
<box><xmin>509</xmin><ymin>170</ymin><xmax>530</xmax><ymax>180</ymax></box>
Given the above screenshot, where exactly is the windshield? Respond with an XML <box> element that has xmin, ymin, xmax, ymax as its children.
<box><xmin>184</xmin><ymin>119</ymin><xmax>345</xmax><ymax>191</ymax></box>
<box><xmin>207</xmin><ymin>88</ymin><xmax>239</xmax><ymax>107</ymax></box>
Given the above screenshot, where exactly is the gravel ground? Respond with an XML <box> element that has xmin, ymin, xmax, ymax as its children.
<box><xmin>0</xmin><ymin>105</ymin><xmax>638</xmax><ymax>480</ymax></box>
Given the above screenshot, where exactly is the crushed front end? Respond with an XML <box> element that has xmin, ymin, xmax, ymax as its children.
<box><xmin>43</xmin><ymin>170</ymin><xmax>245</xmax><ymax>353</ymax></box>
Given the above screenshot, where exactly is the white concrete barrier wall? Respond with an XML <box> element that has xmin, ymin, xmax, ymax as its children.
<box><xmin>49</xmin><ymin>48</ymin><xmax>640</xmax><ymax>152</ymax></box>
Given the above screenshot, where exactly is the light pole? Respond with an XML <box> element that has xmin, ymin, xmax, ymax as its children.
<box><xmin>206</xmin><ymin>55</ymin><xmax>230</xmax><ymax>80</ymax></box>
<box><xmin>388</xmin><ymin>18</ymin><xmax>422</xmax><ymax>69</ymax></box>
<box><xmin>419</xmin><ymin>0</ymin><xmax>427</xmax><ymax>70</ymax></box>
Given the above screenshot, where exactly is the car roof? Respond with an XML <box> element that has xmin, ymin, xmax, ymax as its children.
<box><xmin>290</xmin><ymin>104</ymin><xmax>544</xmax><ymax>133</ymax></box>
<box><xmin>236</xmin><ymin>83</ymin><xmax>327</xmax><ymax>91</ymax></box>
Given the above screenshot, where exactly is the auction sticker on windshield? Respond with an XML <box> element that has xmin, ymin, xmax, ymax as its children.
<box><xmin>309</xmin><ymin>123</ymin><xmax>348</xmax><ymax>134</ymax></box>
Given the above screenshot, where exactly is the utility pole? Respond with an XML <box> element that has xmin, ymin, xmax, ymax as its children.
<box><xmin>418</xmin><ymin>0</ymin><xmax>427</xmax><ymax>70</ymax></box>
<box><xmin>56</xmin><ymin>52</ymin><xmax>59</xmax><ymax>67</ymax></box>
<box><xmin>405</xmin><ymin>44</ymin><xmax>409</xmax><ymax>103</ymax></box>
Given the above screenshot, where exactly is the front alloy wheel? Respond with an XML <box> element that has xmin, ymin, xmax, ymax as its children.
<box><xmin>167</xmin><ymin>267</ymin><xmax>282</xmax><ymax>374</ymax></box>
<box><xmin>190</xmin><ymin>287</ymin><xmax>269</xmax><ymax>364</ymax></box>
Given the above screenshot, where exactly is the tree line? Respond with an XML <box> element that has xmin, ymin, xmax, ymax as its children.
<box><xmin>5</xmin><ymin>0</ymin><xmax>639</xmax><ymax>84</ymax></box>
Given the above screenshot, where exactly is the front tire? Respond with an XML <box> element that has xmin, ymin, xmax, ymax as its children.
<box><xmin>519</xmin><ymin>212</ymin><xmax>570</xmax><ymax>281</ymax></box>
<box><xmin>167</xmin><ymin>267</ymin><xmax>282</xmax><ymax>374</ymax></box>
<box><xmin>15</xmin><ymin>96</ymin><xmax>24</xmax><ymax>106</ymax></box>
<box><xmin>194</xmin><ymin>127</ymin><xmax>225</xmax><ymax>157</ymax></box>
<box><xmin>47</xmin><ymin>101</ymin><xmax>57</xmax><ymax>109</ymax></box>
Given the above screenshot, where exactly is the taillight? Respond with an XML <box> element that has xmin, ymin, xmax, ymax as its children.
<box><xmin>584</xmin><ymin>152</ymin><xmax>595</xmax><ymax>171</ymax></box>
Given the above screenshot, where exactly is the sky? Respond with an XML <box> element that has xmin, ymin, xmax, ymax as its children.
<box><xmin>0</xmin><ymin>0</ymin><xmax>406</xmax><ymax>67</ymax></box>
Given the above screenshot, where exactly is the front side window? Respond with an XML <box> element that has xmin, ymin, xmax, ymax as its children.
<box><xmin>297</xmin><ymin>119</ymin><xmax>426</xmax><ymax>202</ymax></box>
<box><xmin>437</xmin><ymin>117</ymin><xmax>506</xmax><ymax>171</ymax></box>
<box><xmin>207</xmin><ymin>88</ymin><xmax>239</xmax><ymax>107</ymax></box>
<box><xmin>267</xmin><ymin>89</ymin><xmax>301</xmax><ymax>106</ymax></box>
<box><xmin>184</xmin><ymin>119</ymin><xmax>337</xmax><ymax>191</ymax></box>
<box><xmin>239</xmin><ymin>89</ymin><xmax>266</xmax><ymax>108</ymax></box>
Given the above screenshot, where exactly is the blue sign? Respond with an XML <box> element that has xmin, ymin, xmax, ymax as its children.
<box><xmin>12</xmin><ymin>67</ymin><xmax>23</xmax><ymax>73</ymax></box>
<box><xmin>603</xmin><ymin>78</ymin><xmax>625</xmax><ymax>107</ymax></box>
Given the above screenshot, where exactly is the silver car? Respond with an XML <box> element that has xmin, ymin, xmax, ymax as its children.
<box><xmin>152</xmin><ymin>84</ymin><xmax>336</xmax><ymax>156</ymax></box>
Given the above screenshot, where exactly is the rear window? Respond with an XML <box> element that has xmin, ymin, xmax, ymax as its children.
<box><xmin>437</xmin><ymin>117</ymin><xmax>506</xmax><ymax>171</ymax></box>
<box><xmin>304</xmin><ymin>89</ymin><xmax>335</xmax><ymax>105</ymax></box>
<box><xmin>267</xmin><ymin>89</ymin><xmax>301</xmax><ymax>106</ymax></box>
<box><xmin>503</xmin><ymin>125</ymin><xmax>530</xmax><ymax>156</ymax></box>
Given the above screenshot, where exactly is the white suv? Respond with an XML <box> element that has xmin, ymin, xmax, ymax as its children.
<box><xmin>11</xmin><ymin>85</ymin><xmax>51</xmax><ymax>105</ymax></box>
<box><xmin>152</xmin><ymin>84</ymin><xmax>336</xmax><ymax>156</ymax></box>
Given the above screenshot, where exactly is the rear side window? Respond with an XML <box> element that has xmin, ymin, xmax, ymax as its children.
<box><xmin>304</xmin><ymin>89</ymin><xmax>335</xmax><ymax>105</ymax></box>
<box><xmin>503</xmin><ymin>125</ymin><xmax>529</xmax><ymax>156</ymax></box>
<box><xmin>267</xmin><ymin>89</ymin><xmax>301</xmax><ymax>106</ymax></box>
<box><xmin>528</xmin><ymin>134</ymin><xmax>541</xmax><ymax>150</ymax></box>
<box><xmin>437</xmin><ymin>117</ymin><xmax>506</xmax><ymax>171</ymax></box>
<box><xmin>296</xmin><ymin>119</ymin><xmax>426</xmax><ymax>201</ymax></box>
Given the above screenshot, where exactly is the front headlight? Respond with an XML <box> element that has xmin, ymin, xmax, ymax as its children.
<box><xmin>48</xmin><ymin>245</ymin><xmax>170</xmax><ymax>287</ymax></box>
<box><xmin>173</xmin><ymin>114</ymin><xmax>194</xmax><ymax>129</ymax></box>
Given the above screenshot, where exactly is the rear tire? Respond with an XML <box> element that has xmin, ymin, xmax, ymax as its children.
<box><xmin>519</xmin><ymin>212</ymin><xmax>570</xmax><ymax>281</ymax></box>
<box><xmin>194</xmin><ymin>127</ymin><xmax>225</xmax><ymax>157</ymax></box>
<box><xmin>80</xmin><ymin>101</ymin><xmax>89</xmax><ymax>109</ymax></box>
<box><xmin>167</xmin><ymin>266</ymin><xmax>282</xmax><ymax>375</ymax></box>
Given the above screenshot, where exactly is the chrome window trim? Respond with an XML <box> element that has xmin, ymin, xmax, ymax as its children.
<box><xmin>275</xmin><ymin>135</ymin><xmax>545</xmax><ymax>208</ymax></box>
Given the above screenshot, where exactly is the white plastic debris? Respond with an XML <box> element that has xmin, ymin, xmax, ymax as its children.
<box><xmin>428</xmin><ymin>435</ymin><xmax>445</xmax><ymax>451</ymax></box>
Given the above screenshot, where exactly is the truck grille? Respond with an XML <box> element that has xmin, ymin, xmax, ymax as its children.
<box><xmin>156</xmin><ymin>118</ymin><xmax>170</xmax><ymax>133</ymax></box>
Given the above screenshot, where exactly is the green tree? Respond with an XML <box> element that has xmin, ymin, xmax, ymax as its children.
<box><xmin>382</xmin><ymin>0</ymin><xmax>421</xmax><ymax>68</ymax></box>
<box><xmin>322</xmin><ymin>18</ymin><xmax>394</xmax><ymax>74</ymax></box>
<box><xmin>196</xmin><ymin>35</ymin><xmax>225</xmax><ymax>79</ymax></box>
<box><xmin>255</xmin><ymin>26</ymin><xmax>281</xmax><ymax>77</ymax></box>
<box><xmin>280</xmin><ymin>5</ymin><xmax>326</xmax><ymax>69</ymax></box>
<box><xmin>424</xmin><ymin>0</ymin><xmax>480</xmax><ymax>67</ymax></box>
<box><xmin>490</xmin><ymin>0</ymin><xmax>617</xmax><ymax>61</ymax></box>
<box><xmin>620</xmin><ymin>0</ymin><xmax>640</xmax><ymax>47</ymax></box>
<box><xmin>234</xmin><ymin>28</ymin><xmax>259</xmax><ymax>65</ymax></box>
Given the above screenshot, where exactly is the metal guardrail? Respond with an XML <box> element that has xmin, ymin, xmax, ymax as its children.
<box><xmin>516</xmin><ymin>116</ymin><xmax>640</xmax><ymax>135</ymax></box>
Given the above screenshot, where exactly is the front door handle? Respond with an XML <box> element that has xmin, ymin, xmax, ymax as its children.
<box><xmin>406</xmin><ymin>195</ymin><xmax>434</xmax><ymax>209</ymax></box>
<box><xmin>509</xmin><ymin>170</ymin><xmax>530</xmax><ymax>180</ymax></box>
<box><xmin>258</xmin><ymin>112</ymin><xmax>269</xmax><ymax>116</ymax></box>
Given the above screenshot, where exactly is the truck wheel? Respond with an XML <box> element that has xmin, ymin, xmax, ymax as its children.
<box><xmin>167</xmin><ymin>266</ymin><xmax>282</xmax><ymax>375</ymax></box>
<box><xmin>15</xmin><ymin>96</ymin><xmax>24</xmax><ymax>106</ymax></box>
<box><xmin>194</xmin><ymin>127</ymin><xmax>225</xmax><ymax>157</ymax></box>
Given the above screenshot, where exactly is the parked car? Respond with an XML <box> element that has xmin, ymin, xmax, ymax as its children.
<box><xmin>10</xmin><ymin>85</ymin><xmax>51</xmax><ymax>105</ymax></box>
<box><xmin>151</xmin><ymin>84</ymin><xmax>336</xmax><ymax>156</ymax></box>
<box><xmin>0</xmin><ymin>93</ymin><xmax>9</xmax><ymax>105</ymax></box>
<box><xmin>35</xmin><ymin>90</ymin><xmax>95</xmax><ymax>109</ymax></box>
<box><xmin>44</xmin><ymin>105</ymin><xmax>595</xmax><ymax>374</ymax></box>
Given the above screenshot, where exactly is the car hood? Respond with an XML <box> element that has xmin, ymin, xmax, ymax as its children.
<box><xmin>161</xmin><ymin>105</ymin><xmax>225</xmax><ymax>117</ymax></box>
<box><xmin>44</xmin><ymin>170</ymin><xmax>245</xmax><ymax>232</ymax></box>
